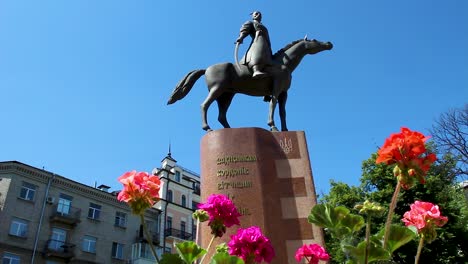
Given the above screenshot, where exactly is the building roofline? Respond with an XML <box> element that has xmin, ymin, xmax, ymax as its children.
<box><xmin>0</xmin><ymin>160</ymin><xmax>162</xmax><ymax>214</ymax></box>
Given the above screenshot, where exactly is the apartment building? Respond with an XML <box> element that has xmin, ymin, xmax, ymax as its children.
<box><xmin>0</xmin><ymin>156</ymin><xmax>200</xmax><ymax>264</ymax></box>
<box><xmin>152</xmin><ymin>152</ymin><xmax>201</xmax><ymax>254</ymax></box>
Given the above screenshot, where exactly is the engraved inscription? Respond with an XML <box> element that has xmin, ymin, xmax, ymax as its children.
<box><xmin>217</xmin><ymin>155</ymin><xmax>257</xmax><ymax>165</ymax></box>
<box><xmin>215</xmin><ymin>154</ymin><xmax>257</xmax><ymax>216</ymax></box>
<box><xmin>217</xmin><ymin>181</ymin><xmax>253</xmax><ymax>190</ymax></box>
<box><xmin>217</xmin><ymin>167</ymin><xmax>249</xmax><ymax>178</ymax></box>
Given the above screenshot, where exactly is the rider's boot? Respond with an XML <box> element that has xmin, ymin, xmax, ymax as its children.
<box><xmin>252</xmin><ymin>65</ymin><xmax>267</xmax><ymax>78</ymax></box>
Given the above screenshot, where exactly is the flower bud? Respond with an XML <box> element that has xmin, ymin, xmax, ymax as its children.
<box><xmin>393</xmin><ymin>165</ymin><xmax>402</xmax><ymax>177</ymax></box>
<box><xmin>192</xmin><ymin>209</ymin><xmax>209</xmax><ymax>222</ymax></box>
<box><xmin>355</xmin><ymin>200</ymin><xmax>385</xmax><ymax>217</ymax></box>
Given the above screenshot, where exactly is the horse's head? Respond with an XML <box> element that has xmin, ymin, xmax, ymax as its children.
<box><xmin>303</xmin><ymin>38</ymin><xmax>333</xmax><ymax>54</ymax></box>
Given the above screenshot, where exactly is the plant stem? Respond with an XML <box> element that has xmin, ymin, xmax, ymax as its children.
<box><xmin>199</xmin><ymin>234</ymin><xmax>216</xmax><ymax>264</ymax></box>
<box><xmin>196</xmin><ymin>219</ymin><xmax>200</xmax><ymax>245</ymax></box>
<box><xmin>140</xmin><ymin>214</ymin><xmax>160</xmax><ymax>264</ymax></box>
<box><xmin>414</xmin><ymin>236</ymin><xmax>424</xmax><ymax>264</ymax></box>
<box><xmin>383</xmin><ymin>181</ymin><xmax>401</xmax><ymax>248</ymax></box>
<box><xmin>364</xmin><ymin>215</ymin><xmax>371</xmax><ymax>264</ymax></box>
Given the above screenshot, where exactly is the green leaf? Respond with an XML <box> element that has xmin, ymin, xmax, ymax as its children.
<box><xmin>175</xmin><ymin>241</ymin><xmax>207</xmax><ymax>264</ymax></box>
<box><xmin>209</xmin><ymin>252</ymin><xmax>245</xmax><ymax>264</ymax></box>
<box><xmin>308</xmin><ymin>204</ymin><xmax>350</xmax><ymax>228</ymax></box>
<box><xmin>309</xmin><ymin>204</ymin><xmax>364</xmax><ymax>239</ymax></box>
<box><xmin>377</xmin><ymin>225</ymin><xmax>417</xmax><ymax>253</ymax></box>
<box><xmin>343</xmin><ymin>239</ymin><xmax>390</xmax><ymax>264</ymax></box>
<box><xmin>160</xmin><ymin>253</ymin><xmax>185</xmax><ymax>264</ymax></box>
<box><xmin>341</xmin><ymin>213</ymin><xmax>366</xmax><ymax>233</ymax></box>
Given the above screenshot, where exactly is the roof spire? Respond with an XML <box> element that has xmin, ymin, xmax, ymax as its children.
<box><xmin>168</xmin><ymin>142</ymin><xmax>172</xmax><ymax>158</ymax></box>
<box><xmin>162</xmin><ymin>141</ymin><xmax>176</xmax><ymax>163</ymax></box>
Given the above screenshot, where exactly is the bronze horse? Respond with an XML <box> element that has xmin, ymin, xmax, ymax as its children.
<box><xmin>167</xmin><ymin>38</ymin><xmax>333</xmax><ymax>131</ymax></box>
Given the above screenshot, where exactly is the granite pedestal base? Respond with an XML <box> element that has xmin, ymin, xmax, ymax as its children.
<box><xmin>200</xmin><ymin>128</ymin><xmax>325</xmax><ymax>264</ymax></box>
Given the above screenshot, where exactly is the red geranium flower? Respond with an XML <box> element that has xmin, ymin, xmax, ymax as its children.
<box><xmin>295</xmin><ymin>243</ymin><xmax>329</xmax><ymax>264</ymax></box>
<box><xmin>376</xmin><ymin>127</ymin><xmax>436</xmax><ymax>189</ymax></box>
<box><xmin>402</xmin><ymin>201</ymin><xmax>448</xmax><ymax>243</ymax></box>
<box><xmin>117</xmin><ymin>171</ymin><xmax>162</xmax><ymax>215</ymax></box>
<box><xmin>228</xmin><ymin>226</ymin><xmax>275</xmax><ymax>264</ymax></box>
<box><xmin>198</xmin><ymin>194</ymin><xmax>241</xmax><ymax>237</ymax></box>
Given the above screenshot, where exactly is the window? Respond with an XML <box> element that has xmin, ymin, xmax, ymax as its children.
<box><xmin>57</xmin><ymin>193</ymin><xmax>73</xmax><ymax>215</ymax></box>
<box><xmin>192</xmin><ymin>201</ymin><xmax>199</xmax><ymax>210</ymax></box>
<box><xmin>180</xmin><ymin>221</ymin><xmax>186</xmax><ymax>233</ymax></box>
<box><xmin>167</xmin><ymin>190</ymin><xmax>173</xmax><ymax>202</ymax></box>
<box><xmin>164</xmin><ymin>246</ymin><xmax>171</xmax><ymax>253</ymax></box>
<box><xmin>193</xmin><ymin>182</ymin><xmax>200</xmax><ymax>195</ymax></box>
<box><xmin>9</xmin><ymin>218</ymin><xmax>28</xmax><ymax>237</ymax></box>
<box><xmin>82</xmin><ymin>235</ymin><xmax>97</xmax><ymax>253</ymax></box>
<box><xmin>181</xmin><ymin>195</ymin><xmax>186</xmax><ymax>207</ymax></box>
<box><xmin>166</xmin><ymin>216</ymin><xmax>172</xmax><ymax>229</ymax></box>
<box><xmin>49</xmin><ymin>228</ymin><xmax>67</xmax><ymax>251</ymax></box>
<box><xmin>115</xmin><ymin>212</ymin><xmax>126</xmax><ymax>227</ymax></box>
<box><xmin>111</xmin><ymin>242</ymin><xmax>124</xmax><ymax>259</ymax></box>
<box><xmin>19</xmin><ymin>181</ymin><xmax>36</xmax><ymax>201</ymax></box>
<box><xmin>175</xmin><ymin>171</ymin><xmax>181</xmax><ymax>182</ymax></box>
<box><xmin>88</xmin><ymin>203</ymin><xmax>101</xmax><ymax>220</ymax></box>
<box><xmin>2</xmin><ymin>253</ymin><xmax>20</xmax><ymax>264</ymax></box>
<box><xmin>136</xmin><ymin>243</ymin><xmax>156</xmax><ymax>263</ymax></box>
<box><xmin>192</xmin><ymin>223</ymin><xmax>197</xmax><ymax>239</ymax></box>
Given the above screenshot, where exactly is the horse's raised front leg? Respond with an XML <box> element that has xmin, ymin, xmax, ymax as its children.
<box><xmin>201</xmin><ymin>85</ymin><xmax>224</xmax><ymax>131</ymax></box>
<box><xmin>268</xmin><ymin>96</ymin><xmax>279</xmax><ymax>132</ymax></box>
<box><xmin>216</xmin><ymin>93</ymin><xmax>234</xmax><ymax>128</ymax></box>
<box><xmin>278</xmin><ymin>92</ymin><xmax>288</xmax><ymax>131</ymax></box>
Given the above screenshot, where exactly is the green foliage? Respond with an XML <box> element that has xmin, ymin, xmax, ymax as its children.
<box><xmin>320</xmin><ymin>151</ymin><xmax>468</xmax><ymax>263</ymax></box>
<box><xmin>309</xmin><ymin>204</ymin><xmax>365</xmax><ymax>240</ymax></box>
<box><xmin>209</xmin><ymin>252</ymin><xmax>245</xmax><ymax>264</ymax></box>
<box><xmin>379</xmin><ymin>225</ymin><xmax>417</xmax><ymax>253</ymax></box>
<box><xmin>343</xmin><ymin>237</ymin><xmax>390</xmax><ymax>264</ymax></box>
<box><xmin>309</xmin><ymin>204</ymin><xmax>416</xmax><ymax>263</ymax></box>
<box><xmin>160</xmin><ymin>253</ymin><xmax>185</xmax><ymax>264</ymax></box>
<box><xmin>175</xmin><ymin>241</ymin><xmax>207</xmax><ymax>264</ymax></box>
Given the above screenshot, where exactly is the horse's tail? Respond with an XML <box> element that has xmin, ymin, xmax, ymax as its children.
<box><xmin>167</xmin><ymin>69</ymin><xmax>206</xmax><ymax>105</ymax></box>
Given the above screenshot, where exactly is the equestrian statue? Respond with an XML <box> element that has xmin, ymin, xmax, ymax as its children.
<box><xmin>168</xmin><ymin>11</ymin><xmax>333</xmax><ymax>132</ymax></box>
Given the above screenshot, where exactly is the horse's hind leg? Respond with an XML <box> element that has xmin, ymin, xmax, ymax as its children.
<box><xmin>278</xmin><ymin>92</ymin><xmax>288</xmax><ymax>131</ymax></box>
<box><xmin>201</xmin><ymin>84</ymin><xmax>224</xmax><ymax>131</ymax></box>
<box><xmin>267</xmin><ymin>96</ymin><xmax>279</xmax><ymax>131</ymax></box>
<box><xmin>216</xmin><ymin>93</ymin><xmax>234</xmax><ymax>128</ymax></box>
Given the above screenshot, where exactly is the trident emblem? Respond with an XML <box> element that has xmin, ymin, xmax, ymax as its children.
<box><xmin>279</xmin><ymin>137</ymin><xmax>293</xmax><ymax>154</ymax></box>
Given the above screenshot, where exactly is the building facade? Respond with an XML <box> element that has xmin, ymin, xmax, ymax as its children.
<box><xmin>0</xmin><ymin>155</ymin><xmax>200</xmax><ymax>264</ymax></box>
<box><xmin>152</xmin><ymin>152</ymin><xmax>201</xmax><ymax>255</ymax></box>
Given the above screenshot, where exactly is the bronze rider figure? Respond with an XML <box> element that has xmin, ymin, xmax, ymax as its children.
<box><xmin>235</xmin><ymin>11</ymin><xmax>273</xmax><ymax>78</ymax></box>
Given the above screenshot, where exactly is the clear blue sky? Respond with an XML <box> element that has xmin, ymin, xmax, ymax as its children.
<box><xmin>1</xmin><ymin>1</ymin><xmax>467</xmax><ymax>195</ymax></box>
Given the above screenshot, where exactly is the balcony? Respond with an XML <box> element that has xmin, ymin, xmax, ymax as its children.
<box><xmin>136</xmin><ymin>230</ymin><xmax>160</xmax><ymax>245</ymax></box>
<box><xmin>164</xmin><ymin>228</ymin><xmax>193</xmax><ymax>240</ymax></box>
<box><xmin>43</xmin><ymin>239</ymin><xmax>76</xmax><ymax>260</ymax></box>
<box><xmin>49</xmin><ymin>204</ymin><xmax>81</xmax><ymax>226</ymax></box>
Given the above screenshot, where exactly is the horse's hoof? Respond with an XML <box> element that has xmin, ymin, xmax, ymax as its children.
<box><xmin>270</xmin><ymin>126</ymin><xmax>279</xmax><ymax>132</ymax></box>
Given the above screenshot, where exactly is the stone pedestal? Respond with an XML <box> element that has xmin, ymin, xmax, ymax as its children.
<box><xmin>200</xmin><ymin>128</ymin><xmax>325</xmax><ymax>264</ymax></box>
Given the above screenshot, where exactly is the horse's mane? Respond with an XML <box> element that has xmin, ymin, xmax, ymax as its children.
<box><xmin>272</xmin><ymin>39</ymin><xmax>303</xmax><ymax>59</ymax></box>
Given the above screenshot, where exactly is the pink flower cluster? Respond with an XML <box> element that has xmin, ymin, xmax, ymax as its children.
<box><xmin>228</xmin><ymin>226</ymin><xmax>275</xmax><ymax>264</ymax></box>
<box><xmin>295</xmin><ymin>243</ymin><xmax>330</xmax><ymax>264</ymax></box>
<box><xmin>198</xmin><ymin>194</ymin><xmax>241</xmax><ymax>237</ymax></box>
<box><xmin>402</xmin><ymin>201</ymin><xmax>448</xmax><ymax>242</ymax></box>
<box><xmin>117</xmin><ymin>171</ymin><xmax>162</xmax><ymax>215</ymax></box>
